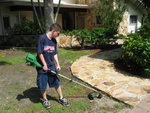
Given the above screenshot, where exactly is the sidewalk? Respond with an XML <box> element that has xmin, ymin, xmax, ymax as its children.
<box><xmin>70</xmin><ymin>48</ymin><xmax>150</xmax><ymax>112</ymax></box>
<box><xmin>128</xmin><ymin>94</ymin><xmax>150</xmax><ymax>113</ymax></box>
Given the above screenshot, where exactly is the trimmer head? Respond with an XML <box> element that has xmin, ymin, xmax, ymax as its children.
<box><xmin>88</xmin><ymin>91</ymin><xmax>103</xmax><ymax>101</ymax></box>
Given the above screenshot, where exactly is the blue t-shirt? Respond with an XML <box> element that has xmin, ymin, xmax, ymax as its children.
<box><xmin>36</xmin><ymin>34</ymin><xmax>58</xmax><ymax>73</ymax></box>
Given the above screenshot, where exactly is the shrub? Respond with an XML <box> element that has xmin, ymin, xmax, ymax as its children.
<box><xmin>90</xmin><ymin>27</ymin><xmax>110</xmax><ymax>47</ymax></box>
<box><xmin>65</xmin><ymin>29</ymin><xmax>91</xmax><ymax>48</ymax></box>
<box><xmin>64</xmin><ymin>27</ymin><xmax>119</xmax><ymax>48</ymax></box>
<box><xmin>13</xmin><ymin>18</ymin><xmax>44</xmax><ymax>35</ymax></box>
<box><xmin>121</xmin><ymin>35</ymin><xmax>150</xmax><ymax>77</ymax></box>
<box><xmin>136</xmin><ymin>24</ymin><xmax>150</xmax><ymax>38</ymax></box>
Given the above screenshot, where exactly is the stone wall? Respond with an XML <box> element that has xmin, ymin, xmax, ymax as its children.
<box><xmin>118</xmin><ymin>12</ymin><xmax>128</xmax><ymax>35</ymax></box>
<box><xmin>0</xmin><ymin>34</ymin><xmax>80</xmax><ymax>48</ymax></box>
<box><xmin>56</xmin><ymin>34</ymin><xmax>80</xmax><ymax>48</ymax></box>
<box><xmin>0</xmin><ymin>34</ymin><xmax>123</xmax><ymax>48</ymax></box>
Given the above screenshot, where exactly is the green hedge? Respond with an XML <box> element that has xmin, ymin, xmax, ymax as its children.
<box><xmin>64</xmin><ymin>27</ymin><xmax>119</xmax><ymax>48</ymax></box>
<box><xmin>0</xmin><ymin>35</ymin><xmax>39</xmax><ymax>47</ymax></box>
<box><xmin>121</xmin><ymin>34</ymin><xmax>150</xmax><ymax>77</ymax></box>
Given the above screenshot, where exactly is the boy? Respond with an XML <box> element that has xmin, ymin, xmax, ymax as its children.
<box><xmin>36</xmin><ymin>23</ymin><xmax>69</xmax><ymax>109</ymax></box>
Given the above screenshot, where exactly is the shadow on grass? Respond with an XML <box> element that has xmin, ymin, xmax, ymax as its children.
<box><xmin>16</xmin><ymin>47</ymin><xmax>37</xmax><ymax>54</ymax></box>
<box><xmin>0</xmin><ymin>61</ymin><xmax>12</xmax><ymax>65</ymax></box>
<box><xmin>0</xmin><ymin>46</ymin><xmax>37</xmax><ymax>54</ymax></box>
<box><xmin>16</xmin><ymin>87</ymin><xmax>58</xmax><ymax>103</ymax></box>
<box><xmin>63</xmin><ymin>44</ymin><xmax>122</xmax><ymax>51</ymax></box>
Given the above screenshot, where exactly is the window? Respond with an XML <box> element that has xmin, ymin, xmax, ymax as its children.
<box><xmin>3</xmin><ymin>16</ymin><xmax>10</xmax><ymax>29</ymax></box>
<box><xmin>130</xmin><ymin>15</ymin><xmax>137</xmax><ymax>24</ymax></box>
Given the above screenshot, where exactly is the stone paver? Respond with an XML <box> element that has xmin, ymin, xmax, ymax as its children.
<box><xmin>70</xmin><ymin>48</ymin><xmax>150</xmax><ymax>107</ymax></box>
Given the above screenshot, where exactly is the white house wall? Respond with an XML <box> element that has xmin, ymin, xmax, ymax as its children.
<box><xmin>0</xmin><ymin>5</ymin><xmax>33</xmax><ymax>35</ymax></box>
<box><xmin>0</xmin><ymin>0</ymin><xmax>147</xmax><ymax>35</ymax></box>
<box><xmin>0</xmin><ymin>6</ymin><xmax>18</xmax><ymax>35</ymax></box>
<box><xmin>127</xmin><ymin>2</ymin><xmax>143</xmax><ymax>33</ymax></box>
<box><xmin>19</xmin><ymin>11</ymin><xmax>34</xmax><ymax>21</ymax></box>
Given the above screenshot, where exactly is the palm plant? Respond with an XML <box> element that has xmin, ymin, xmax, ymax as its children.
<box><xmin>136</xmin><ymin>0</ymin><xmax>150</xmax><ymax>23</ymax></box>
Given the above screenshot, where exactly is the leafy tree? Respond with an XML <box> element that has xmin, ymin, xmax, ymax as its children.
<box><xmin>93</xmin><ymin>0</ymin><xmax>126</xmax><ymax>37</ymax></box>
<box><xmin>136</xmin><ymin>0</ymin><xmax>150</xmax><ymax>23</ymax></box>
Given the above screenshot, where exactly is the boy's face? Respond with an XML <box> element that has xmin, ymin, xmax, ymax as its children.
<box><xmin>52</xmin><ymin>30</ymin><xmax>60</xmax><ymax>38</ymax></box>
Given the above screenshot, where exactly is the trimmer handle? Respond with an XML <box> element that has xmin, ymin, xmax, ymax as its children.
<box><xmin>47</xmin><ymin>69</ymin><xmax>58</xmax><ymax>75</ymax></box>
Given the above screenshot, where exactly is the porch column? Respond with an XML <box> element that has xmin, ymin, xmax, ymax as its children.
<box><xmin>0</xmin><ymin>7</ymin><xmax>5</xmax><ymax>36</ymax></box>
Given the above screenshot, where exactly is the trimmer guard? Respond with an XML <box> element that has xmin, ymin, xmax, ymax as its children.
<box><xmin>26</xmin><ymin>53</ymin><xmax>41</xmax><ymax>67</ymax></box>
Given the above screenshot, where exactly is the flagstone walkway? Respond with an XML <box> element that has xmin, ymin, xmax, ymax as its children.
<box><xmin>70</xmin><ymin>48</ymin><xmax>150</xmax><ymax>108</ymax></box>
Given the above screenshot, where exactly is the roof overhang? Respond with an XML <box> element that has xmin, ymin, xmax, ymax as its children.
<box><xmin>131</xmin><ymin>0</ymin><xmax>150</xmax><ymax>9</ymax></box>
<box><xmin>0</xmin><ymin>0</ymin><xmax>92</xmax><ymax>9</ymax></box>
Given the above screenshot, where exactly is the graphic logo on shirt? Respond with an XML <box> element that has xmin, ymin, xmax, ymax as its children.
<box><xmin>44</xmin><ymin>46</ymin><xmax>55</xmax><ymax>52</ymax></box>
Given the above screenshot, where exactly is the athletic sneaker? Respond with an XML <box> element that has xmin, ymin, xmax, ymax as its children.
<box><xmin>59</xmin><ymin>97</ymin><xmax>69</xmax><ymax>106</ymax></box>
<box><xmin>43</xmin><ymin>99</ymin><xmax>50</xmax><ymax>109</ymax></box>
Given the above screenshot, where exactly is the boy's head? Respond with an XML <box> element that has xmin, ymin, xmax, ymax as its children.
<box><xmin>49</xmin><ymin>23</ymin><xmax>62</xmax><ymax>31</ymax></box>
<box><xmin>49</xmin><ymin>23</ymin><xmax>62</xmax><ymax>38</ymax></box>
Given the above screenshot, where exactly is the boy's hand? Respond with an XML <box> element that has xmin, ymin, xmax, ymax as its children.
<box><xmin>56</xmin><ymin>65</ymin><xmax>61</xmax><ymax>71</ymax></box>
<box><xmin>43</xmin><ymin>65</ymin><xmax>48</xmax><ymax>72</ymax></box>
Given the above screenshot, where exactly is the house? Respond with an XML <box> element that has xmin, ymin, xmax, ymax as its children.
<box><xmin>119</xmin><ymin>0</ymin><xmax>147</xmax><ymax>35</ymax></box>
<box><xmin>0</xmin><ymin>0</ymin><xmax>90</xmax><ymax>35</ymax></box>
<box><xmin>0</xmin><ymin>0</ymin><xmax>147</xmax><ymax>36</ymax></box>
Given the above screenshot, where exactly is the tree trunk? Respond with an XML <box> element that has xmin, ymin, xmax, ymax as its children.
<box><xmin>54</xmin><ymin>0</ymin><xmax>61</xmax><ymax>23</ymax></box>
<box><xmin>31</xmin><ymin>0</ymin><xmax>42</xmax><ymax>32</ymax></box>
<box><xmin>44</xmin><ymin>0</ymin><xmax>54</xmax><ymax>32</ymax></box>
<box><xmin>37</xmin><ymin>0</ymin><xmax>43</xmax><ymax>17</ymax></box>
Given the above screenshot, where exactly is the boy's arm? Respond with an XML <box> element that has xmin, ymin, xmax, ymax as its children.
<box><xmin>54</xmin><ymin>54</ymin><xmax>61</xmax><ymax>71</ymax></box>
<box><xmin>38</xmin><ymin>53</ymin><xmax>48</xmax><ymax>71</ymax></box>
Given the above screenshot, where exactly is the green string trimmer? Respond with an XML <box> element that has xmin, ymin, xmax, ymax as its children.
<box><xmin>25</xmin><ymin>53</ymin><xmax>102</xmax><ymax>101</ymax></box>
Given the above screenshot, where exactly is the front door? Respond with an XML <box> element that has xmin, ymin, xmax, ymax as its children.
<box><xmin>76</xmin><ymin>16</ymin><xmax>85</xmax><ymax>29</ymax></box>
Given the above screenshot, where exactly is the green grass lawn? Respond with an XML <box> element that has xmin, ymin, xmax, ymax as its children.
<box><xmin>0</xmin><ymin>47</ymin><xmax>129</xmax><ymax>113</ymax></box>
